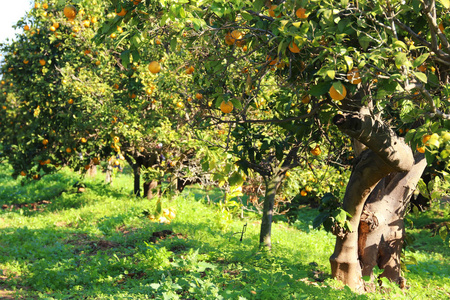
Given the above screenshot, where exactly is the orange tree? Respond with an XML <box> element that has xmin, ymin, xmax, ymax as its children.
<box><xmin>100</xmin><ymin>0</ymin><xmax>450</xmax><ymax>290</ymax></box>
<box><xmin>0</xmin><ymin>0</ymin><xmax>236</xmax><ymax>198</ymax></box>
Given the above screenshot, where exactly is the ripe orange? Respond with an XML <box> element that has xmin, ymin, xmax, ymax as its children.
<box><xmin>66</xmin><ymin>147</ymin><xmax>72</xmax><ymax>153</ymax></box>
<box><xmin>300</xmin><ymin>190</ymin><xmax>307</xmax><ymax>196</ymax></box>
<box><xmin>92</xmin><ymin>157</ymin><xmax>100</xmax><ymax>165</ymax></box>
<box><xmin>268</xmin><ymin>5</ymin><xmax>282</xmax><ymax>18</ymax></box>
<box><xmin>68</xmin><ymin>98</ymin><xmax>74</xmax><ymax>104</ymax></box>
<box><xmin>63</xmin><ymin>5</ymin><xmax>77</xmax><ymax>19</ymax></box>
<box><xmin>329</xmin><ymin>85</ymin><xmax>347</xmax><ymax>101</ymax></box>
<box><xmin>288</xmin><ymin>41</ymin><xmax>300</xmax><ymax>53</ymax></box>
<box><xmin>311</xmin><ymin>145</ymin><xmax>321</xmax><ymax>156</ymax></box>
<box><xmin>20</xmin><ymin>171</ymin><xmax>27</xmax><ymax>176</ymax></box>
<box><xmin>296</xmin><ymin>7</ymin><xmax>307</xmax><ymax>19</ymax></box>
<box><xmin>195</xmin><ymin>93</ymin><xmax>203</xmax><ymax>100</ymax></box>
<box><xmin>81</xmin><ymin>137</ymin><xmax>87</xmax><ymax>143</ymax></box>
<box><xmin>230</xmin><ymin>30</ymin><xmax>243</xmax><ymax>43</ymax></box>
<box><xmin>417</xmin><ymin>64</ymin><xmax>426</xmax><ymax>72</ymax></box>
<box><xmin>416</xmin><ymin>145</ymin><xmax>425</xmax><ymax>153</ymax></box>
<box><xmin>116</xmin><ymin>7</ymin><xmax>127</xmax><ymax>17</ymax></box>
<box><xmin>24</xmin><ymin>25</ymin><xmax>30</xmax><ymax>31</ymax></box>
<box><xmin>347</xmin><ymin>68</ymin><xmax>362</xmax><ymax>84</ymax></box>
<box><xmin>155</xmin><ymin>37</ymin><xmax>161</xmax><ymax>45</ymax></box>
<box><xmin>305</xmin><ymin>186</ymin><xmax>313</xmax><ymax>192</ymax></box>
<box><xmin>95</xmin><ymin>60</ymin><xmax>101</xmax><ymax>66</ymax></box>
<box><xmin>148</xmin><ymin>61</ymin><xmax>161</xmax><ymax>74</ymax></box>
<box><xmin>110</xmin><ymin>33</ymin><xmax>117</xmax><ymax>39</ymax></box>
<box><xmin>185</xmin><ymin>66</ymin><xmax>195</xmax><ymax>74</ymax></box>
<box><xmin>301</xmin><ymin>94</ymin><xmax>311</xmax><ymax>104</ymax></box>
<box><xmin>34</xmin><ymin>2</ymin><xmax>40</xmax><ymax>9</ymax></box>
<box><xmin>83</xmin><ymin>20</ymin><xmax>90</xmax><ymax>28</ymax></box>
<box><xmin>225</xmin><ymin>32</ymin><xmax>234</xmax><ymax>45</ymax></box>
<box><xmin>39</xmin><ymin>59</ymin><xmax>46</xmax><ymax>66</ymax></box>
<box><xmin>220</xmin><ymin>101</ymin><xmax>233</xmax><ymax>113</ymax></box>
<box><xmin>50</xmin><ymin>26</ymin><xmax>56</xmax><ymax>32</ymax></box>
<box><xmin>266</xmin><ymin>55</ymin><xmax>278</xmax><ymax>66</ymax></box>
<box><xmin>176</xmin><ymin>101</ymin><xmax>184</xmax><ymax>108</ymax></box>
<box><xmin>23</xmin><ymin>59</ymin><xmax>29</xmax><ymax>64</ymax></box>
<box><xmin>53</xmin><ymin>22</ymin><xmax>59</xmax><ymax>29</ymax></box>
<box><xmin>91</xmin><ymin>17</ymin><xmax>98</xmax><ymax>23</ymax></box>
<box><xmin>422</xmin><ymin>134</ymin><xmax>431</xmax><ymax>144</ymax></box>
<box><xmin>43</xmin><ymin>3</ymin><xmax>48</xmax><ymax>9</ymax></box>
<box><xmin>43</xmin><ymin>139</ymin><xmax>49</xmax><ymax>145</ymax></box>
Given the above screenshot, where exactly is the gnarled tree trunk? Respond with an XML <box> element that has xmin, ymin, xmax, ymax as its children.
<box><xmin>330</xmin><ymin>109</ymin><xmax>419</xmax><ymax>290</ymax></box>
<box><xmin>260</xmin><ymin>173</ymin><xmax>284</xmax><ymax>249</ymax></box>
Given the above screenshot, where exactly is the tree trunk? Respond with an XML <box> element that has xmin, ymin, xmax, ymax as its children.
<box><xmin>133</xmin><ymin>164</ymin><xmax>141</xmax><ymax>197</ymax></box>
<box><xmin>259</xmin><ymin>174</ymin><xmax>283</xmax><ymax>249</ymax></box>
<box><xmin>143</xmin><ymin>180</ymin><xmax>159</xmax><ymax>199</ymax></box>
<box><xmin>329</xmin><ymin>150</ymin><xmax>394</xmax><ymax>290</ymax></box>
<box><xmin>331</xmin><ymin>110</ymin><xmax>416</xmax><ymax>290</ymax></box>
<box><xmin>359</xmin><ymin>153</ymin><xmax>426</xmax><ymax>287</ymax></box>
<box><xmin>105</xmin><ymin>160</ymin><xmax>113</xmax><ymax>185</ymax></box>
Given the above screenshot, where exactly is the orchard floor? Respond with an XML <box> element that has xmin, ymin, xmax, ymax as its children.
<box><xmin>0</xmin><ymin>164</ymin><xmax>449</xmax><ymax>299</ymax></box>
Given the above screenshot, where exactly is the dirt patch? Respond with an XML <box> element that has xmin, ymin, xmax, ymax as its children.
<box><xmin>149</xmin><ymin>230</ymin><xmax>187</xmax><ymax>243</ymax></box>
<box><xmin>0</xmin><ymin>270</ymin><xmax>31</xmax><ymax>300</ymax></box>
<box><xmin>65</xmin><ymin>233</ymin><xmax>121</xmax><ymax>255</ymax></box>
<box><xmin>1</xmin><ymin>200</ymin><xmax>51</xmax><ymax>212</ymax></box>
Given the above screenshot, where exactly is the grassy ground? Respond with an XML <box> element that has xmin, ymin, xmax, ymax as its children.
<box><xmin>0</xmin><ymin>164</ymin><xmax>449</xmax><ymax>299</ymax></box>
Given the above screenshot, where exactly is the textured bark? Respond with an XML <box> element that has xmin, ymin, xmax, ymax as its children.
<box><xmin>259</xmin><ymin>174</ymin><xmax>283</xmax><ymax>249</ymax></box>
<box><xmin>329</xmin><ymin>150</ymin><xmax>394</xmax><ymax>290</ymax></box>
<box><xmin>331</xmin><ymin>109</ymin><xmax>416</xmax><ymax>290</ymax></box>
<box><xmin>359</xmin><ymin>153</ymin><xmax>426</xmax><ymax>285</ymax></box>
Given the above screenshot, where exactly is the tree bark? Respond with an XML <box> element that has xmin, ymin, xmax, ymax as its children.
<box><xmin>259</xmin><ymin>174</ymin><xmax>283</xmax><ymax>249</ymax></box>
<box><xmin>331</xmin><ymin>109</ymin><xmax>416</xmax><ymax>290</ymax></box>
<box><xmin>359</xmin><ymin>153</ymin><xmax>426</xmax><ymax>286</ymax></box>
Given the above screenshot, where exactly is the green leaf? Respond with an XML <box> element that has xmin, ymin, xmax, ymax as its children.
<box><xmin>413</xmin><ymin>53</ymin><xmax>429</xmax><ymax>68</ymax></box>
<box><xmin>395</xmin><ymin>52</ymin><xmax>411</xmax><ymax>69</ymax></box>
<box><xmin>121</xmin><ymin>50</ymin><xmax>130</xmax><ymax>69</ymax></box>
<box><xmin>439</xmin><ymin>226</ymin><xmax>448</xmax><ymax>242</ymax></box>
<box><xmin>393</xmin><ymin>40</ymin><xmax>408</xmax><ymax>51</ymax></box>
<box><xmin>310</xmin><ymin>82</ymin><xmax>330</xmax><ymax>97</ymax></box>
<box><xmin>344</xmin><ymin>56</ymin><xmax>353</xmax><ymax>71</ymax></box>
<box><xmin>326</xmin><ymin>70</ymin><xmax>335</xmax><ymax>80</ymax></box>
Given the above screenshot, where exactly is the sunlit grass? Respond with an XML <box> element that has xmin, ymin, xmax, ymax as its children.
<box><xmin>0</xmin><ymin>164</ymin><xmax>449</xmax><ymax>299</ymax></box>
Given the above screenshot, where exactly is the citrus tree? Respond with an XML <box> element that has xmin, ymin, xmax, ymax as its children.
<box><xmin>101</xmin><ymin>0</ymin><xmax>450</xmax><ymax>290</ymax></box>
<box><xmin>0</xmin><ymin>0</ymin><xmax>239</xmax><ymax>200</ymax></box>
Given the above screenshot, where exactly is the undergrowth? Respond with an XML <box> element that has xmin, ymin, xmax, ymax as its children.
<box><xmin>0</xmin><ymin>164</ymin><xmax>449</xmax><ymax>299</ymax></box>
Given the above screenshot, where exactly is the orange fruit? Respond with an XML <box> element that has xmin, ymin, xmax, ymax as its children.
<box><xmin>43</xmin><ymin>3</ymin><xmax>48</xmax><ymax>9</ymax></box>
<box><xmin>288</xmin><ymin>41</ymin><xmax>300</xmax><ymax>53</ymax></box>
<box><xmin>329</xmin><ymin>85</ymin><xmax>347</xmax><ymax>101</ymax></box>
<box><xmin>81</xmin><ymin>137</ymin><xmax>87</xmax><ymax>143</ymax></box>
<box><xmin>230</xmin><ymin>30</ymin><xmax>243</xmax><ymax>43</ymax></box>
<box><xmin>220</xmin><ymin>101</ymin><xmax>234</xmax><ymax>113</ymax></box>
<box><xmin>20</xmin><ymin>171</ymin><xmax>27</xmax><ymax>176</ymax></box>
<box><xmin>116</xmin><ymin>7</ymin><xmax>127</xmax><ymax>17</ymax></box>
<box><xmin>185</xmin><ymin>66</ymin><xmax>195</xmax><ymax>74</ymax></box>
<box><xmin>39</xmin><ymin>59</ymin><xmax>46</xmax><ymax>66</ymax></box>
<box><xmin>24</xmin><ymin>25</ymin><xmax>30</xmax><ymax>31</ymax></box>
<box><xmin>50</xmin><ymin>26</ymin><xmax>56</xmax><ymax>32</ymax></box>
<box><xmin>83</xmin><ymin>20</ymin><xmax>90</xmax><ymax>28</ymax></box>
<box><xmin>301</xmin><ymin>94</ymin><xmax>311</xmax><ymax>104</ymax></box>
<box><xmin>417</xmin><ymin>64</ymin><xmax>426</xmax><ymax>72</ymax></box>
<box><xmin>92</xmin><ymin>157</ymin><xmax>100</xmax><ymax>165</ymax></box>
<box><xmin>42</xmin><ymin>139</ymin><xmax>49</xmax><ymax>145</ymax></box>
<box><xmin>347</xmin><ymin>68</ymin><xmax>362</xmax><ymax>84</ymax></box>
<box><xmin>225</xmin><ymin>32</ymin><xmax>234</xmax><ymax>45</ymax></box>
<box><xmin>66</xmin><ymin>147</ymin><xmax>72</xmax><ymax>153</ymax></box>
<box><xmin>63</xmin><ymin>5</ymin><xmax>77</xmax><ymax>19</ymax></box>
<box><xmin>422</xmin><ymin>134</ymin><xmax>431</xmax><ymax>144</ymax></box>
<box><xmin>268</xmin><ymin>5</ymin><xmax>282</xmax><ymax>18</ymax></box>
<box><xmin>53</xmin><ymin>22</ymin><xmax>59</xmax><ymax>29</ymax></box>
<box><xmin>68</xmin><ymin>98</ymin><xmax>74</xmax><ymax>104</ymax></box>
<box><xmin>296</xmin><ymin>7</ymin><xmax>307</xmax><ymax>19</ymax></box>
<box><xmin>91</xmin><ymin>17</ymin><xmax>98</xmax><ymax>23</ymax></box>
<box><xmin>23</xmin><ymin>59</ymin><xmax>29</xmax><ymax>64</ymax></box>
<box><xmin>311</xmin><ymin>145</ymin><xmax>322</xmax><ymax>156</ymax></box>
<box><xmin>300</xmin><ymin>189</ymin><xmax>307</xmax><ymax>196</ymax></box>
<box><xmin>95</xmin><ymin>60</ymin><xmax>101</xmax><ymax>66</ymax></box>
<box><xmin>195</xmin><ymin>93</ymin><xmax>203</xmax><ymax>100</ymax></box>
<box><xmin>416</xmin><ymin>145</ymin><xmax>425</xmax><ymax>153</ymax></box>
<box><xmin>148</xmin><ymin>61</ymin><xmax>161</xmax><ymax>74</ymax></box>
<box><xmin>305</xmin><ymin>186</ymin><xmax>313</xmax><ymax>192</ymax></box>
<box><xmin>34</xmin><ymin>2</ymin><xmax>40</xmax><ymax>9</ymax></box>
<box><xmin>110</xmin><ymin>33</ymin><xmax>117</xmax><ymax>39</ymax></box>
<box><xmin>266</xmin><ymin>55</ymin><xmax>278</xmax><ymax>66</ymax></box>
<box><xmin>133</xmin><ymin>0</ymin><xmax>142</xmax><ymax>4</ymax></box>
<box><xmin>176</xmin><ymin>101</ymin><xmax>184</xmax><ymax>108</ymax></box>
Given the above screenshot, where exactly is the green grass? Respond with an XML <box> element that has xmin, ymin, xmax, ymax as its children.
<box><xmin>0</xmin><ymin>164</ymin><xmax>449</xmax><ymax>299</ymax></box>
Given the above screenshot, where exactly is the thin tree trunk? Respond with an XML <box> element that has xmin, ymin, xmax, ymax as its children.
<box><xmin>259</xmin><ymin>174</ymin><xmax>283</xmax><ymax>249</ymax></box>
<box><xmin>105</xmin><ymin>160</ymin><xmax>113</xmax><ymax>185</ymax></box>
